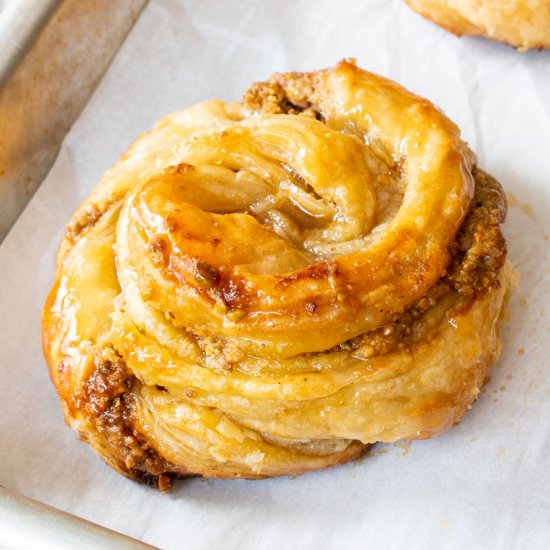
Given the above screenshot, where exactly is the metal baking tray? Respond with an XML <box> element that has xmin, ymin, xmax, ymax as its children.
<box><xmin>0</xmin><ymin>0</ymin><xmax>155</xmax><ymax>547</ymax></box>
<box><xmin>0</xmin><ymin>0</ymin><xmax>147</xmax><ymax>242</ymax></box>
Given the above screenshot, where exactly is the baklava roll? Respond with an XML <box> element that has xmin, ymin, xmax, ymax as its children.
<box><xmin>43</xmin><ymin>60</ymin><xmax>508</xmax><ymax>489</ymax></box>
<box><xmin>406</xmin><ymin>0</ymin><xmax>550</xmax><ymax>51</ymax></box>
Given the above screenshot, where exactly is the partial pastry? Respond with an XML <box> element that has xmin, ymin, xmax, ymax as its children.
<box><xmin>405</xmin><ymin>0</ymin><xmax>550</xmax><ymax>50</ymax></box>
<box><xmin>43</xmin><ymin>60</ymin><xmax>509</xmax><ymax>490</ymax></box>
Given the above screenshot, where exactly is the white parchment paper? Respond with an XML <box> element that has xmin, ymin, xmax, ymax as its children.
<box><xmin>1</xmin><ymin>1</ymin><xmax>550</xmax><ymax>548</ymax></box>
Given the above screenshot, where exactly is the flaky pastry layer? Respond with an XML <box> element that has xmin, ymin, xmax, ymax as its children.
<box><xmin>43</xmin><ymin>60</ymin><xmax>508</xmax><ymax>490</ymax></box>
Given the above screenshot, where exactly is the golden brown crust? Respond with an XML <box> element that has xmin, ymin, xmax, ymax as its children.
<box><xmin>42</xmin><ymin>61</ymin><xmax>509</xmax><ymax>489</ymax></box>
<box><xmin>405</xmin><ymin>0</ymin><xmax>550</xmax><ymax>51</ymax></box>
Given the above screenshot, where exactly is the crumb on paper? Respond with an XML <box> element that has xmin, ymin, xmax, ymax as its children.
<box><xmin>393</xmin><ymin>441</ymin><xmax>412</xmax><ymax>457</ymax></box>
<box><xmin>372</xmin><ymin>444</ymin><xmax>389</xmax><ymax>456</ymax></box>
<box><xmin>507</xmin><ymin>192</ymin><xmax>536</xmax><ymax>220</ymax></box>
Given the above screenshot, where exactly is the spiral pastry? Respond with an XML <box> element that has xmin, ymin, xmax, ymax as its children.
<box><xmin>405</xmin><ymin>0</ymin><xmax>550</xmax><ymax>51</ymax></box>
<box><xmin>43</xmin><ymin>60</ymin><xmax>508</xmax><ymax>490</ymax></box>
